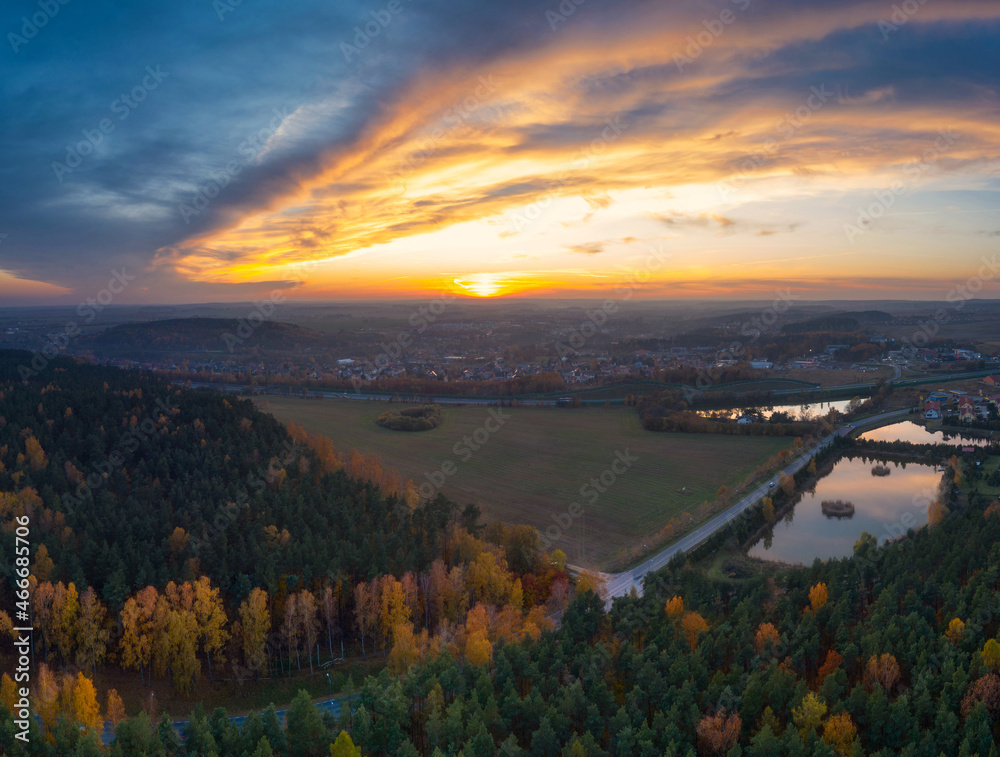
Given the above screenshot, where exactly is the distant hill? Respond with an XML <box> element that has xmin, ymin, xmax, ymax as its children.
<box><xmin>79</xmin><ymin>317</ymin><xmax>334</xmax><ymax>356</ymax></box>
<box><xmin>781</xmin><ymin>310</ymin><xmax>890</xmax><ymax>334</ymax></box>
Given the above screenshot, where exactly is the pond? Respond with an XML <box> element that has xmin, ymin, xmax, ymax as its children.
<box><xmin>697</xmin><ymin>399</ymin><xmax>854</xmax><ymax>421</ymax></box>
<box><xmin>860</xmin><ymin>420</ymin><xmax>995</xmax><ymax>447</ymax></box>
<box><xmin>748</xmin><ymin>456</ymin><xmax>941</xmax><ymax>565</ymax></box>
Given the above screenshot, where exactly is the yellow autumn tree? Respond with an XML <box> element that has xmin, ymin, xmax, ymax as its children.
<box><xmin>75</xmin><ymin>586</ymin><xmax>109</xmax><ymax>676</ymax></box>
<box><xmin>120</xmin><ymin>585</ymin><xmax>158</xmax><ymax>685</ymax></box>
<box><xmin>762</xmin><ymin>497</ymin><xmax>775</xmax><ymax>522</ymax></box>
<box><xmin>33</xmin><ymin>544</ymin><xmax>54</xmax><ymax>582</ymax></box>
<box><xmin>575</xmin><ymin>570</ymin><xmax>606</xmax><ymax>599</ymax></box>
<box><xmin>193</xmin><ymin>576</ymin><xmax>229</xmax><ymax>682</ymax></box>
<box><xmin>297</xmin><ymin>590</ymin><xmax>321</xmax><ymax>675</ymax></box>
<box><xmin>681</xmin><ymin>611</ymin><xmax>709</xmax><ymax>650</ymax></box>
<box><xmin>665</xmin><ymin>596</ymin><xmax>684</xmax><ymax>621</ymax></box>
<box><xmin>24</xmin><ymin>435</ymin><xmax>47</xmax><ymax>471</ymax></box>
<box><xmin>928</xmin><ymin>499</ymin><xmax>948</xmax><ymax>527</ymax></box>
<box><xmin>982</xmin><ymin>639</ymin><xmax>1000</xmax><ymax>672</ymax></box>
<box><xmin>0</xmin><ymin>673</ymin><xmax>17</xmax><ymax>714</ymax></box>
<box><xmin>52</xmin><ymin>581</ymin><xmax>80</xmax><ymax>663</ymax></box>
<box><xmin>388</xmin><ymin>621</ymin><xmax>422</xmax><ymax>674</ymax></box>
<box><xmin>792</xmin><ymin>692</ymin><xmax>827</xmax><ymax>738</ymax></box>
<box><xmin>823</xmin><ymin>712</ymin><xmax>857</xmax><ymax>756</ymax></box>
<box><xmin>330</xmin><ymin>731</ymin><xmax>363</xmax><ymax>757</ymax></box>
<box><xmin>946</xmin><ymin>617</ymin><xmax>965</xmax><ymax>644</ymax></box>
<box><xmin>105</xmin><ymin>688</ymin><xmax>126</xmax><ymax>728</ymax></box>
<box><xmin>464</xmin><ymin>603</ymin><xmax>493</xmax><ymax>665</ymax></box>
<box><xmin>34</xmin><ymin>663</ymin><xmax>59</xmax><ymax>736</ymax></box>
<box><xmin>67</xmin><ymin>672</ymin><xmax>102</xmax><ymax>734</ymax></box>
<box><xmin>239</xmin><ymin>588</ymin><xmax>270</xmax><ymax>677</ymax></box>
<box><xmin>809</xmin><ymin>582</ymin><xmax>828</xmax><ymax>612</ymax></box>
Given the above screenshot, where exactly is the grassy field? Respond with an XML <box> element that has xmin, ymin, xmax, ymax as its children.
<box><xmin>258</xmin><ymin>397</ymin><xmax>793</xmax><ymax>568</ymax></box>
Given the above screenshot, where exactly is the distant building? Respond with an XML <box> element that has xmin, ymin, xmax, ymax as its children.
<box><xmin>924</xmin><ymin>400</ymin><xmax>941</xmax><ymax>420</ymax></box>
<box><xmin>750</xmin><ymin>361</ymin><xmax>773</xmax><ymax>370</ymax></box>
<box><xmin>983</xmin><ymin>375</ymin><xmax>1000</xmax><ymax>386</ymax></box>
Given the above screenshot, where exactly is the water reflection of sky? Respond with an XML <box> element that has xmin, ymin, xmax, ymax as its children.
<box><xmin>860</xmin><ymin>420</ymin><xmax>994</xmax><ymax>447</ymax></box>
<box><xmin>698</xmin><ymin>399</ymin><xmax>853</xmax><ymax>421</ymax></box>
<box><xmin>748</xmin><ymin>457</ymin><xmax>939</xmax><ymax>565</ymax></box>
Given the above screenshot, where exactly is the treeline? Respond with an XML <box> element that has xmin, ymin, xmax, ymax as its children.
<box><xmin>314</xmin><ymin>477</ymin><xmax>1000</xmax><ymax>755</ymax></box>
<box><xmin>0</xmin><ymin>351</ymin><xmax>462</xmax><ymax>607</ymax></box>
<box><xmin>13</xmin><ymin>485</ymin><xmax>1000</xmax><ymax>754</ymax></box>
<box><xmin>1</xmin><ymin>521</ymin><xmax>570</xmax><ymax>696</ymax></box>
<box><xmin>637</xmin><ymin>391</ymin><xmax>821</xmax><ymax>436</ymax></box>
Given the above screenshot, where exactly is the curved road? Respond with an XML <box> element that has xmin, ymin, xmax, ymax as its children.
<box><xmin>599</xmin><ymin>408</ymin><xmax>913</xmax><ymax>603</ymax></box>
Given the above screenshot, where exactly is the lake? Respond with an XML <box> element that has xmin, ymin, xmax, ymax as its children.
<box><xmin>860</xmin><ymin>420</ymin><xmax>994</xmax><ymax>447</ymax></box>
<box><xmin>748</xmin><ymin>456</ymin><xmax>940</xmax><ymax>565</ymax></box>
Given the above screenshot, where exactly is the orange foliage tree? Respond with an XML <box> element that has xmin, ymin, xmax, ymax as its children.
<box><xmin>816</xmin><ymin>649</ymin><xmax>844</xmax><ymax>686</ymax></box>
<box><xmin>695</xmin><ymin>708</ymin><xmax>741</xmax><ymax>756</ymax></box>
<box><xmin>754</xmin><ymin>622</ymin><xmax>780</xmax><ymax>654</ymax></box>
<box><xmin>681</xmin><ymin>611</ymin><xmax>709</xmax><ymax>651</ymax></box>
<box><xmin>823</xmin><ymin>712</ymin><xmax>857</xmax><ymax>756</ymax></box>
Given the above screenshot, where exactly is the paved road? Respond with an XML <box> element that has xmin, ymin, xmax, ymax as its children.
<box><xmin>600</xmin><ymin>408</ymin><xmax>913</xmax><ymax>603</ymax></box>
<box><xmin>100</xmin><ymin>693</ymin><xmax>345</xmax><ymax>745</ymax></box>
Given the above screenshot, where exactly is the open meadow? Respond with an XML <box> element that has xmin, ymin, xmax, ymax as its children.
<box><xmin>258</xmin><ymin>397</ymin><xmax>793</xmax><ymax>568</ymax></box>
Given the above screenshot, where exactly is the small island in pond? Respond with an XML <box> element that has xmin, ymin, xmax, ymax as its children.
<box><xmin>821</xmin><ymin>499</ymin><xmax>856</xmax><ymax>518</ymax></box>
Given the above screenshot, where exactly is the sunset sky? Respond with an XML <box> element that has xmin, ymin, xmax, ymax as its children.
<box><xmin>1</xmin><ymin>0</ymin><xmax>999</xmax><ymax>304</ymax></box>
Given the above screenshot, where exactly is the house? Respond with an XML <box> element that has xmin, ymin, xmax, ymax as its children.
<box><xmin>958</xmin><ymin>396</ymin><xmax>976</xmax><ymax>422</ymax></box>
<box><xmin>924</xmin><ymin>400</ymin><xmax>941</xmax><ymax>420</ymax></box>
<box><xmin>983</xmin><ymin>375</ymin><xmax>1000</xmax><ymax>387</ymax></box>
<box><xmin>750</xmin><ymin>361</ymin><xmax>773</xmax><ymax>370</ymax></box>
<box><xmin>927</xmin><ymin>391</ymin><xmax>950</xmax><ymax>404</ymax></box>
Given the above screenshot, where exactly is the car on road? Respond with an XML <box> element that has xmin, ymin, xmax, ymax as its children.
<box><xmin>768</xmin><ymin>481</ymin><xmax>776</xmax><ymax>488</ymax></box>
